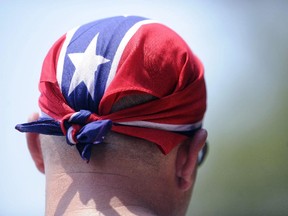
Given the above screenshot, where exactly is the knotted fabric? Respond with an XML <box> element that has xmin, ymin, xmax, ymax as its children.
<box><xmin>16</xmin><ymin>16</ymin><xmax>207</xmax><ymax>161</ymax></box>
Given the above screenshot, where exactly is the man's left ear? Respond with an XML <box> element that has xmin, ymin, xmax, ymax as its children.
<box><xmin>26</xmin><ymin>113</ymin><xmax>45</xmax><ymax>174</ymax></box>
<box><xmin>175</xmin><ymin>129</ymin><xmax>207</xmax><ymax>191</ymax></box>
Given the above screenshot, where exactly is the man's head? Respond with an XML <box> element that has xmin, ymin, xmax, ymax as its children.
<box><xmin>16</xmin><ymin>16</ymin><xmax>207</xmax><ymax>215</ymax></box>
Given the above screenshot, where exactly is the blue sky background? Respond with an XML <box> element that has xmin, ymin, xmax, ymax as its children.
<box><xmin>1</xmin><ymin>1</ymin><xmax>288</xmax><ymax>215</ymax></box>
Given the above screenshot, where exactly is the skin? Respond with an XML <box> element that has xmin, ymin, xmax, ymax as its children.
<box><xmin>26</xmin><ymin>113</ymin><xmax>207</xmax><ymax>216</ymax></box>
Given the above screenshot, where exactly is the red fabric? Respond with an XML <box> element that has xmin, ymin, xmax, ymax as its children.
<box><xmin>38</xmin><ymin>23</ymin><xmax>206</xmax><ymax>154</ymax></box>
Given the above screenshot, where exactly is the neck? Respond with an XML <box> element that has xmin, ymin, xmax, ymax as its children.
<box><xmin>45</xmin><ymin>171</ymin><xmax>158</xmax><ymax>216</ymax></box>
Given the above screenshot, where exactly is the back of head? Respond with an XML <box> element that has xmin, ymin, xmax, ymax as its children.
<box><xmin>17</xmin><ymin>15</ymin><xmax>206</xmax><ymax>161</ymax></box>
<box><xmin>16</xmin><ymin>15</ymin><xmax>207</xmax><ymax>216</ymax></box>
<box><xmin>40</xmin><ymin>93</ymin><xmax>165</xmax><ymax>174</ymax></box>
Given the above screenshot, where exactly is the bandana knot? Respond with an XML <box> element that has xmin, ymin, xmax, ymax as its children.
<box><xmin>61</xmin><ymin>110</ymin><xmax>112</xmax><ymax>161</ymax></box>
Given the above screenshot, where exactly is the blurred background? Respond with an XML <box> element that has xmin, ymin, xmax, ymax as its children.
<box><xmin>1</xmin><ymin>1</ymin><xmax>287</xmax><ymax>215</ymax></box>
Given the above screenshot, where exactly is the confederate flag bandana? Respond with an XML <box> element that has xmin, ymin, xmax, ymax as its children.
<box><xmin>16</xmin><ymin>16</ymin><xmax>207</xmax><ymax>162</ymax></box>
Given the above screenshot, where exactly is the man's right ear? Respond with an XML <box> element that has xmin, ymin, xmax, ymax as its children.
<box><xmin>175</xmin><ymin>129</ymin><xmax>207</xmax><ymax>191</ymax></box>
<box><xmin>26</xmin><ymin>113</ymin><xmax>45</xmax><ymax>174</ymax></box>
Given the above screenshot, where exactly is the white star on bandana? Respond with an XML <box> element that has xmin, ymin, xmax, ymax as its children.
<box><xmin>68</xmin><ymin>33</ymin><xmax>110</xmax><ymax>100</ymax></box>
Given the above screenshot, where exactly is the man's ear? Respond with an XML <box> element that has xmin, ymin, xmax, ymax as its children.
<box><xmin>176</xmin><ymin>129</ymin><xmax>207</xmax><ymax>191</ymax></box>
<box><xmin>26</xmin><ymin>113</ymin><xmax>45</xmax><ymax>174</ymax></box>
